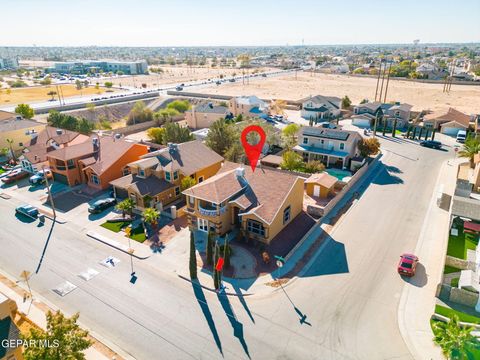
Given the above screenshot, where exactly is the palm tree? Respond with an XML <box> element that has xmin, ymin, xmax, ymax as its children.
<box><xmin>433</xmin><ymin>315</ymin><xmax>480</xmax><ymax>359</ymax></box>
<box><xmin>459</xmin><ymin>135</ymin><xmax>480</xmax><ymax>168</ymax></box>
<box><xmin>142</xmin><ymin>207</ymin><xmax>160</xmax><ymax>238</ymax></box>
<box><xmin>116</xmin><ymin>198</ymin><xmax>135</xmax><ymax>219</ymax></box>
<box><xmin>47</xmin><ymin>90</ymin><xmax>57</xmax><ymax>101</ymax></box>
<box><xmin>6</xmin><ymin>138</ymin><xmax>16</xmax><ymax>162</ymax></box>
<box><xmin>270</xmin><ymin>99</ymin><xmax>287</xmax><ymax>116</ymax></box>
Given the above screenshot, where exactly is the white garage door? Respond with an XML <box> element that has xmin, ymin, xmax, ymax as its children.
<box><xmin>352</xmin><ymin>118</ymin><xmax>371</xmax><ymax>128</ymax></box>
<box><xmin>441</xmin><ymin>126</ymin><xmax>461</xmax><ymax>136</ymax></box>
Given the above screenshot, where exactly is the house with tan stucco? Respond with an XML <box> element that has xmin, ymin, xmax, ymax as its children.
<box><xmin>185</xmin><ymin>102</ymin><xmax>232</xmax><ymax>129</ymax></box>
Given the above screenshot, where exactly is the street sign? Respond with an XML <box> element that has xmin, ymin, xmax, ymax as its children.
<box><xmin>274</xmin><ymin>255</ymin><xmax>285</xmax><ymax>268</ymax></box>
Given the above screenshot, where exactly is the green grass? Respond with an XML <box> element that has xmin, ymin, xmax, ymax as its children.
<box><xmin>100</xmin><ymin>221</ymin><xmax>130</xmax><ymax>233</ymax></box>
<box><xmin>130</xmin><ymin>226</ymin><xmax>146</xmax><ymax>243</ymax></box>
<box><xmin>435</xmin><ymin>305</ymin><xmax>480</xmax><ymax>324</ymax></box>
<box><xmin>0</xmin><ymin>168</ymin><xmax>5</xmax><ymax>175</ymax></box>
<box><xmin>447</xmin><ymin>228</ymin><xmax>478</xmax><ymax>260</ymax></box>
<box><xmin>451</xmin><ymin>278</ymin><xmax>460</xmax><ymax>287</ymax></box>
<box><xmin>444</xmin><ymin>265</ymin><xmax>462</xmax><ymax>274</ymax></box>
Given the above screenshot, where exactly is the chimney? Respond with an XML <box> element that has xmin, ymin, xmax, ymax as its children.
<box><xmin>92</xmin><ymin>137</ymin><xmax>100</xmax><ymax>160</ymax></box>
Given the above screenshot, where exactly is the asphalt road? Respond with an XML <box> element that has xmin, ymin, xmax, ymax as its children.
<box><xmin>0</xmin><ymin>136</ymin><xmax>451</xmax><ymax>360</ymax></box>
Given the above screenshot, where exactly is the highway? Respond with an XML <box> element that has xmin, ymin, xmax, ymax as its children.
<box><xmin>0</xmin><ymin>136</ymin><xmax>450</xmax><ymax>359</ymax></box>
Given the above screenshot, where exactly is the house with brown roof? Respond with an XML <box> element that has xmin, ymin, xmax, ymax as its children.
<box><xmin>20</xmin><ymin>127</ymin><xmax>89</xmax><ymax>173</ymax></box>
<box><xmin>183</xmin><ymin>162</ymin><xmax>305</xmax><ymax>244</ymax></box>
<box><xmin>47</xmin><ymin>136</ymin><xmax>148</xmax><ymax>190</ymax></box>
<box><xmin>110</xmin><ymin>141</ymin><xmax>223</xmax><ymax>211</ymax></box>
<box><xmin>423</xmin><ymin>108</ymin><xmax>472</xmax><ymax>135</ymax></box>
<box><xmin>0</xmin><ymin>110</ymin><xmax>45</xmax><ymax>155</ymax></box>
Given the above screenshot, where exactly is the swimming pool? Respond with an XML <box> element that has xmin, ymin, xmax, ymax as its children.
<box><xmin>325</xmin><ymin>168</ymin><xmax>352</xmax><ymax>181</ymax></box>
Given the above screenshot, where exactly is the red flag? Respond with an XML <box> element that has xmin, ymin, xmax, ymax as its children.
<box><xmin>215</xmin><ymin>257</ymin><xmax>224</xmax><ymax>271</ymax></box>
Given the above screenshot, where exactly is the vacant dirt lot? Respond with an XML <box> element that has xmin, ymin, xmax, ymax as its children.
<box><xmin>196</xmin><ymin>72</ymin><xmax>480</xmax><ymax>114</ymax></box>
<box><xmin>0</xmin><ymin>84</ymin><xmax>115</xmax><ymax>106</ymax></box>
<box><xmin>98</xmin><ymin>65</ymin><xmax>274</xmax><ymax>89</ymax></box>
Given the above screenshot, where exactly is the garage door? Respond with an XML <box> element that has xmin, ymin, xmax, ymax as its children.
<box><xmin>441</xmin><ymin>126</ymin><xmax>461</xmax><ymax>136</ymax></box>
<box><xmin>352</xmin><ymin>118</ymin><xmax>371</xmax><ymax>128</ymax></box>
<box><xmin>53</xmin><ymin>172</ymin><xmax>68</xmax><ymax>184</ymax></box>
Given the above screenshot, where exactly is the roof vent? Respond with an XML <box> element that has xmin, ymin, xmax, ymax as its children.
<box><xmin>56</xmin><ymin>128</ymin><xmax>63</xmax><ymax>135</ymax></box>
<box><xmin>114</xmin><ymin>133</ymin><xmax>122</xmax><ymax>140</ymax></box>
<box><xmin>235</xmin><ymin>167</ymin><xmax>245</xmax><ymax>178</ymax></box>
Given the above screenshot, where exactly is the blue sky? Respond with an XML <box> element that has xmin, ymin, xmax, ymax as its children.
<box><xmin>3</xmin><ymin>0</ymin><xmax>479</xmax><ymax>46</ymax></box>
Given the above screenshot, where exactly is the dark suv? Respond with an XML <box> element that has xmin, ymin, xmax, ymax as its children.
<box><xmin>420</xmin><ymin>140</ymin><xmax>442</xmax><ymax>149</ymax></box>
<box><xmin>88</xmin><ymin>198</ymin><xmax>117</xmax><ymax>214</ymax></box>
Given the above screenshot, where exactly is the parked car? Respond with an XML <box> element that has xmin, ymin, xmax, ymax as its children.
<box><xmin>29</xmin><ymin>169</ymin><xmax>53</xmax><ymax>185</ymax></box>
<box><xmin>2</xmin><ymin>170</ymin><xmax>29</xmax><ymax>184</ymax></box>
<box><xmin>15</xmin><ymin>204</ymin><xmax>39</xmax><ymax>219</ymax></box>
<box><xmin>88</xmin><ymin>198</ymin><xmax>117</xmax><ymax>214</ymax></box>
<box><xmin>175</xmin><ymin>86</ymin><xmax>183</xmax><ymax>91</ymax></box>
<box><xmin>456</xmin><ymin>130</ymin><xmax>467</xmax><ymax>143</ymax></box>
<box><xmin>397</xmin><ymin>253</ymin><xmax>419</xmax><ymax>277</ymax></box>
<box><xmin>420</xmin><ymin>140</ymin><xmax>442</xmax><ymax>149</ymax></box>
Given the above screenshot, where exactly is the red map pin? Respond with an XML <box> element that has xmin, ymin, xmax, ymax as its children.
<box><xmin>241</xmin><ymin>125</ymin><xmax>266</xmax><ymax>172</ymax></box>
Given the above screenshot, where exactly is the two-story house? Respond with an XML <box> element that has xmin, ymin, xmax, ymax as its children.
<box><xmin>110</xmin><ymin>141</ymin><xmax>223</xmax><ymax>211</ymax></box>
<box><xmin>185</xmin><ymin>102</ymin><xmax>233</xmax><ymax>129</ymax></box>
<box><xmin>20</xmin><ymin>127</ymin><xmax>89</xmax><ymax>173</ymax></box>
<box><xmin>47</xmin><ymin>136</ymin><xmax>148</xmax><ymax>189</ymax></box>
<box><xmin>183</xmin><ymin>162</ymin><xmax>304</xmax><ymax>245</ymax></box>
<box><xmin>352</xmin><ymin>101</ymin><xmax>411</xmax><ymax>128</ymax></box>
<box><xmin>423</xmin><ymin>107</ymin><xmax>472</xmax><ymax>135</ymax></box>
<box><xmin>293</xmin><ymin>127</ymin><xmax>362</xmax><ymax>168</ymax></box>
<box><xmin>229</xmin><ymin>96</ymin><xmax>268</xmax><ymax>118</ymax></box>
<box><xmin>301</xmin><ymin>95</ymin><xmax>342</xmax><ymax>122</ymax></box>
<box><xmin>0</xmin><ymin>110</ymin><xmax>46</xmax><ymax>155</ymax></box>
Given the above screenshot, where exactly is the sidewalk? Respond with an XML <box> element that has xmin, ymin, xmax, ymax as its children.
<box><xmin>398</xmin><ymin>158</ymin><xmax>460</xmax><ymax>360</ymax></box>
<box><xmin>0</xmin><ymin>272</ymin><xmax>119</xmax><ymax>360</ymax></box>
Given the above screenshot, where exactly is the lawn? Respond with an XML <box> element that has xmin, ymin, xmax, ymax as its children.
<box><xmin>130</xmin><ymin>225</ymin><xmax>146</xmax><ymax>243</ymax></box>
<box><xmin>444</xmin><ymin>265</ymin><xmax>462</xmax><ymax>274</ymax></box>
<box><xmin>101</xmin><ymin>221</ymin><xmax>130</xmax><ymax>233</ymax></box>
<box><xmin>451</xmin><ymin>278</ymin><xmax>460</xmax><ymax>287</ymax></box>
<box><xmin>0</xmin><ymin>84</ymin><xmax>116</xmax><ymax>105</ymax></box>
<box><xmin>435</xmin><ymin>305</ymin><xmax>480</xmax><ymax>324</ymax></box>
<box><xmin>447</xmin><ymin>229</ymin><xmax>478</xmax><ymax>260</ymax></box>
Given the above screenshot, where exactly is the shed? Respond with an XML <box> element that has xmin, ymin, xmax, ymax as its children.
<box><xmin>305</xmin><ymin>172</ymin><xmax>337</xmax><ymax>198</ymax></box>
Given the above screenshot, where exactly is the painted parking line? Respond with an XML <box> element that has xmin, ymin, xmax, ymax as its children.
<box><xmin>99</xmin><ymin>256</ymin><xmax>120</xmax><ymax>268</ymax></box>
<box><xmin>78</xmin><ymin>268</ymin><xmax>99</xmax><ymax>281</ymax></box>
<box><xmin>52</xmin><ymin>281</ymin><xmax>77</xmax><ymax>297</ymax></box>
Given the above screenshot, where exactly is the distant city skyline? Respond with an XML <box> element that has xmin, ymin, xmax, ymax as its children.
<box><xmin>3</xmin><ymin>0</ymin><xmax>479</xmax><ymax>47</ymax></box>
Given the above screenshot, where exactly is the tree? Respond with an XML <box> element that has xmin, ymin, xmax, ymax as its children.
<box><xmin>358</xmin><ymin>138</ymin><xmax>381</xmax><ymax>157</ymax></box>
<box><xmin>142</xmin><ymin>207</ymin><xmax>159</xmax><ymax>237</ymax></box>
<box><xmin>75</xmin><ymin>79</ymin><xmax>83</xmax><ymax>90</ymax></box>
<box><xmin>14</xmin><ymin>103</ymin><xmax>34</xmax><ymax>119</ymax></box>
<box><xmin>181</xmin><ymin>176</ymin><xmax>197</xmax><ymax>191</ymax></box>
<box><xmin>154</xmin><ymin>108</ymin><xmax>179</xmax><ymax>124</ymax></box>
<box><xmin>116</xmin><ymin>198</ymin><xmax>135</xmax><ymax>219</ymax></box>
<box><xmin>205</xmin><ymin>118</ymin><xmax>237</xmax><ymax>155</ymax></box>
<box><xmin>280</xmin><ymin>150</ymin><xmax>304</xmax><ymax>171</ymax></box>
<box><xmin>163</xmin><ymin>122</ymin><xmax>194</xmax><ymax>144</ymax></box>
<box><xmin>166</xmin><ymin>100</ymin><xmax>191</xmax><ymax>113</ymax></box>
<box><xmin>459</xmin><ymin>135</ymin><xmax>480</xmax><ymax>168</ymax></box>
<box><xmin>224</xmin><ymin>142</ymin><xmax>245</xmax><ymax>163</ymax></box>
<box><xmin>189</xmin><ymin>231</ymin><xmax>197</xmax><ymax>280</ymax></box>
<box><xmin>86</xmin><ymin>103</ymin><xmax>95</xmax><ymax>112</ymax></box>
<box><xmin>39</xmin><ymin>76</ymin><xmax>52</xmax><ymax>85</ymax></box>
<box><xmin>206</xmin><ymin>231</ymin><xmax>214</xmax><ymax>266</ymax></box>
<box><xmin>282</xmin><ymin>123</ymin><xmax>300</xmax><ymax>149</ymax></box>
<box><xmin>341</xmin><ymin>96</ymin><xmax>352</xmax><ymax>109</ymax></box>
<box><xmin>127</xmin><ymin>101</ymin><xmax>154</xmax><ymax>125</ymax></box>
<box><xmin>104</xmin><ymin>81</ymin><xmax>113</xmax><ymax>88</ymax></box>
<box><xmin>270</xmin><ymin>99</ymin><xmax>287</xmax><ymax>115</ymax></box>
<box><xmin>146</xmin><ymin>127</ymin><xmax>165</xmax><ymax>144</ymax></box>
<box><xmin>433</xmin><ymin>315</ymin><xmax>480</xmax><ymax>359</ymax></box>
<box><xmin>47</xmin><ymin>90</ymin><xmax>57</xmax><ymax>101</ymax></box>
<box><xmin>77</xmin><ymin>118</ymin><xmax>95</xmax><ymax>135</ymax></box>
<box><xmin>304</xmin><ymin>160</ymin><xmax>325</xmax><ymax>173</ymax></box>
<box><xmin>22</xmin><ymin>310</ymin><xmax>92</xmax><ymax>360</ymax></box>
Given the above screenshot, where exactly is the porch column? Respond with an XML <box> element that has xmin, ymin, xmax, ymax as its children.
<box><xmin>342</xmin><ymin>157</ymin><xmax>345</xmax><ymax>169</ymax></box>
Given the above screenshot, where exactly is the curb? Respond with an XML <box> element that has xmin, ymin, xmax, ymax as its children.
<box><xmin>176</xmin><ymin>273</ymin><xmax>253</xmax><ymax>297</ymax></box>
<box><xmin>86</xmin><ymin>231</ymin><xmax>151</xmax><ymax>260</ymax></box>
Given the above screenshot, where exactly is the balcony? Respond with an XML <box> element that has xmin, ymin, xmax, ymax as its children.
<box><xmin>198</xmin><ymin>204</ymin><xmax>227</xmax><ymax>217</ymax></box>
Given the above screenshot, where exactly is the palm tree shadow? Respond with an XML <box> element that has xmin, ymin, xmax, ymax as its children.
<box><xmin>217</xmin><ymin>293</ymin><xmax>251</xmax><ymax>359</ymax></box>
<box><xmin>191</xmin><ymin>282</ymin><xmax>223</xmax><ymax>356</ymax></box>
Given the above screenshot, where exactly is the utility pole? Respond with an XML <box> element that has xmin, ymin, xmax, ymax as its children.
<box><xmin>374</xmin><ymin>61</ymin><xmax>382</xmax><ymax>101</ymax></box>
<box><xmin>383</xmin><ymin>61</ymin><xmax>392</xmax><ymax>103</ymax></box>
<box><xmin>378</xmin><ymin>60</ymin><xmax>387</xmax><ymax>103</ymax></box>
<box><xmin>42</xmin><ymin>165</ymin><xmax>56</xmax><ymax>220</ymax></box>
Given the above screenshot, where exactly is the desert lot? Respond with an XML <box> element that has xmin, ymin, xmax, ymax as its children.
<box><xmin>97</xmin><ymin>65</ymin><xmax>274</xmax><ymax>89</ymax></box>
<box><xmin>0</xmin><ymin>84</ymin><xmax>115</xmax><ymax>106</ymax></box>
<box><xmin>196</xmin><ymin>72</ymin><xmax>480</xmax><ymax>114</ymax></box>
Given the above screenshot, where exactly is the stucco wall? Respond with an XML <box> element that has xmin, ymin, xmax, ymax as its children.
<box><xmin>445</xmin><ymin>255</ymin><xmax>476</xmax><ymax>271</ymax></box>
<box><xmin>0</xmin><ymin>123</ymin><xmax>46</xmax><ymax>152</ymax></box>
<box><xmin>449</xmin><ymin>287</ymin><xmax>479</xmax><ymax>308</ymax></box>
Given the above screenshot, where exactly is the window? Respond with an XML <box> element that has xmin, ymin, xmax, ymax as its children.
<box><xmin>188</xmin><ymin>196</ymin><xmax>195</xmax><ymax>207</ymax></box>
<box><xmin>283</xmin><ymin>206</ymin><xmax>291</xmax><ymax>224</ymax></box>
<box><xmin>175</xmin><ymin>187</ymin><xmax>180</xmax><ymax>196</ymax></box>
<box><xmin>122</xmin><ymin>167</ymin><xmax>130</xmax><ymax>176</ymax></box>
<box><xmin>321</xmin><ymin>140</ymin><xmax>324</xmax><ymax>145</ymax></box>
<box><xmin>198</xmin><ymin>176</ymin><xmax>204</xmax><ymax>183</ymax></box>
<box><xmin>138</xmin><ymin>169</ymin><xmax>145</xmax><ymax>177</ymax></box>
<box><xmin>339</xmin><ymin>143</ymin><xmax>345</xmax><ymax>150</ymax></box>
<box><xmin>303</xmin><ymin>137</ymin><xmax>308</xmax><ymax>144</ymax></box>
<box><xmin>173</xmin><ymin>171</ymin><xmax>179</xmax><ymax>180</ymax></box>
<box><xmin>247</xmin><ymin>219</ymin><xmax>265</xmax><ymax>236</ymax></box>
<box><xmin>165</xmin><ymin>172</ymin><xmax>171</xmax><ymax>181</ymax></box>
<box><xmin>90</xmin><ymin>174</ymin><xmax>100</xmax><ymax>185</ymax></box>
<box><xmin>67</xmin><ymin>159</ymin><xmax>75</xmax><ymax>169</ymax></box>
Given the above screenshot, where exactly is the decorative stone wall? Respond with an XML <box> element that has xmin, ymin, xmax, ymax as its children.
<box><xmin>445</xmin><ymin>255</ymin><xmax>476</xmax><ymax>271</ymax></box>
<box><xmin>449</xmin><ymin>287</ymin><xmax>479</xmax><ymax>308</ymax></box>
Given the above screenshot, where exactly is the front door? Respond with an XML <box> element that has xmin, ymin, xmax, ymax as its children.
<box><xmin>198</xmin><ymin>218</ymin><xmax>208</xmax><ymax>232</ymax></box>
<box><xmin>313</xmin><ymin>185</ymin><xmax>320</xmax><ymax>197</ymax></box>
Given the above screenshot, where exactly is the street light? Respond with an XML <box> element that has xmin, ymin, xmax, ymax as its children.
<box><xmin>42</xmin><ymin>165</ymin><xmax>56</xmax><ymax>220</ymax></box>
